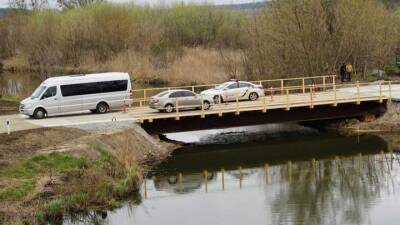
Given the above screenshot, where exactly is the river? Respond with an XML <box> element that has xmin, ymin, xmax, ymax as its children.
<box><xmin>61</xmin><ymin>125</ymin><xmax>400</xmax><ymax>225</ymax></box>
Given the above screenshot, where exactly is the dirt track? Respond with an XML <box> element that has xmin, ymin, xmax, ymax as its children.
<box><xmin>0</xmin><ymin>127</ymin><xmax>88</xmax><ymax>164</ymax></box>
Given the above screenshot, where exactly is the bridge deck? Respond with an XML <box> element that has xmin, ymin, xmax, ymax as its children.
<box><xmin>129</xmin><ymin>81</ymin><xmax>392</xmax><ymax>123</ymax></box>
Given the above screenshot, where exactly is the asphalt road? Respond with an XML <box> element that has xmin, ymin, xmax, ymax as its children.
<box><xmin>0</xmin><ymin>111</ymin><xmax>138</xmax><ymax>134</ymax></box>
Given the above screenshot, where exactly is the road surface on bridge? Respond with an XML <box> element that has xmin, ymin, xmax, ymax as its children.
<box><xmin>132</xmin><ymin>84</ymin><xmax>394</xmax><ymax>123</ymax></box>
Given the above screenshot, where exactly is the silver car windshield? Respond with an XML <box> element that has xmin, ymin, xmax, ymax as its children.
<box><xmin>31</xmin><ymin>86</ymin><xmax>47</xmax><ymax>99</ymax></box>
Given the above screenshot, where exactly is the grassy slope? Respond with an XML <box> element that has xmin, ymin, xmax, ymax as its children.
<box><xmin>0</xmin><ymin>126</ymin><xmax>174</xmax><ymax>225</ymax></box>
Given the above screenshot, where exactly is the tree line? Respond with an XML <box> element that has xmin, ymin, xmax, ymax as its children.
<box><xmin>0</xmin><ymin>0</ymin><xmax>399</xmax><ymax>83</ymax></box>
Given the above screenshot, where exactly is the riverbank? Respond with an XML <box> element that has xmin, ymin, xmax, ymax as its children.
<box><xmin>326</xmin><ymin>101</ymin><xmax>400</xmax><ymax>133</ymax></box>
<box><xmin>0</xmin><ymin>125</ymin><xmax>177</xmax><ymax>225</ymax></box>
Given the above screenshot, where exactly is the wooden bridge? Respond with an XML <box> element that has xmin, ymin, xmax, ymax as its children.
<box><xmin>127</xmin><ymin>75</ymin><xmax>394</xmax><ymax>133</ymax></box>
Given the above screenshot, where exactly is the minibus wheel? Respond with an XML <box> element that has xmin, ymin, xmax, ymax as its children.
<box><xmin>33</xmin><ymin>108</ymin><xmax>46</xmax><ymax>119</ymax></box>
<box><xmin>96</xmin><ymin>102</ymin><xmax>108</xmax><ymax>114</ymax></box>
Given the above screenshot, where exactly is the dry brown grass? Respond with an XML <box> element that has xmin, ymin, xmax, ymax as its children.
<box><xmin>75</xmin><ymin>47</ymin><xmax>242</xmax><ymax>85</ymax></box>
<box><xmin>167</xmin><ymin>47</ymin><xmax>230</xmax><ymax>85</ymax></box>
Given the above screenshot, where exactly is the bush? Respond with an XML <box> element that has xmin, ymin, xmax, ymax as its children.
<box><xmin>0</xmin><ymin>3</ymin><xmax>248</xmax><ymax>78</ymax></box>
<box><xmin>384</xmin><ymin>64</ymin><xmax>400</xmax><ymax>76</ymax></box>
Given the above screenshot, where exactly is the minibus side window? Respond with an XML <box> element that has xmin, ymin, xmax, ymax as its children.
<box><xmin>61</xmin><ymin>80</ymin><xmax>128</xmax><ymax>97</ymax></box>
<box><xmin>41</xmin><ymin>86</ymin><xmax>57</xmax><ymax>100</ymax></box>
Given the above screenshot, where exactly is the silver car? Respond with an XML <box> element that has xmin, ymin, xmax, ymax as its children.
<box><xmin>149</xmin><ymin>89</ymin><xmax>213</xmax><ymax>113</ymax></box>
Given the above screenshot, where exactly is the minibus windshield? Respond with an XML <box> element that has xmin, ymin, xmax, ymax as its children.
<box><xmin>31</xmin><ymin>86</ymin><xmax>47</xmax><ymax>99</ymax></box>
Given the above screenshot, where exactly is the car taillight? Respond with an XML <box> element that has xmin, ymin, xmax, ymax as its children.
<box><xmin>129</xmin><ymin>90</ymin><xmax>133</xmax><ymax>99</ymax></box>
<box><xmin>152</xmin><ymin>99</ymin><xmax>160</xmax><ymax>103</ymax></box>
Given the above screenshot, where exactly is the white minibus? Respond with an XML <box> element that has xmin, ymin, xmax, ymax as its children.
<box><xmin>20</xmin><ymin>72</ymin><xmax>133</xmax><ymax>119</ymax></box>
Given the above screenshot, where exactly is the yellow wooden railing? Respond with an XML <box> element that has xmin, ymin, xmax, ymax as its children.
<box><xmin>131</xmin><ymin>75</ymin><xmax>337</xmax><ymax>104</ymax></box>
<box><xmin>132</xmin><ymin>79</ymin><xmax>393</xmax><ymax>123</ymax></box>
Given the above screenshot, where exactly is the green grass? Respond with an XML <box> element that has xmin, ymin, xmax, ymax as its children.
<box><xmin>0</xmin><ymin>179</ymin><xmax>35</xmax><ymax>200</ymax></box>
<box><xmin>0</xmin><ymin>150</ymin><xmax>144</xmax><ymax>224</ymax></box>
<box><xmin>0</xmin><ymin>152</ymin><xmax>88</xmax><ymax>179</ymax></box>
<box><xmin>1</xmin><ymin>95</ymin><xmax>20</xmax><ymax>103</ymax></box>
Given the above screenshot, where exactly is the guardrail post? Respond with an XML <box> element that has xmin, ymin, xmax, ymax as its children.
<box><xmin>262</xmin><ymin>95</ymin><xmax>267</xmax><ymax>113</ymax></box>
<box><xmin>310</xmin><ymin>87</ymin><xmax>314</xmax><ymax>109</ymax></box>
<box><xmin>285</xmin><ymin>89</ymin><xmax>290</xmax><ymax>111</ymax></box>
<box><xmin>204</xmin><ymin>170</ymin><xmax>208</xmax><ymax>192</ymax></box>
<box><xmin>264</xmin><ymin>163</ymin><xmax>269</xmax><ymax>184</ymax></box>
<box><xmin>288</xmin><ymin>160</ymin><xmax>292</xmax><ymax>183</ymax></box>
<box><xmin>201</xmin><ymin>95</ymin><xmax>205</xmax><ymax>118</ymax></box>
<box><xmin>389</xmin><ymin>81</ymin><xmax>392</xmax><ymax>102</ymax></box>
<box><xmin>379</xmin><ymin>81</ymin><xmax>383</xmax><ymax>103</ymax></box>
<box><xmin>6</xmin><ymin>120</ymin><xmax>10</xmax><ymax>135</ymax></box>
<box><xmin>235</xmin><ymin>96</ymin><xmax>240</xmax><ymax>115</ymax></box>
<box><xmin>221</xmin><ymin>168</ymin><xmax>225</xmax><ymax>191</ymax></box>
<box><xmin>191</xmin><ymin>86</ymin><xmax>195</xmax><ymax>92</ymax></box>
<box><xmin>311</xmin><ymin>158</ymin><xmax>316</xmax><ymax>181</ymax></box>
<box><xmin>175</xmin><ymin>98</ymin><xmax>180</xmax><ymax>120</ymax></box>
<box><xmin>143</xmin><ymin>90</ymin><xmax>147</xmax><ymax>101</ymax></box>
<box><xmin>218</xmin><ymin>95</ymin><xmax>223</xmax><ymax>117</ymax></box>
<box><xmin>139</xmin><ymin>100</ymin><xmax>144</xmax><ymax>123</ymax></box>
<box><xmin>239</xmin><ymin>166</ymin><xmax>243</xmax><ymax>189</ymax></box>
<box><xmin>143</xmin><ymin>176</ymin><xmax>147</xmax><ymax>199</ymax></box>
<box><xmin>270</xmin><ymin>87</ymin><xmax>274</xmax><ymax>101</ymax></box>
<box><xmin>332</xmin><ymin>75</ymin><xmax>336</xmax><ymax>87</ymax></box>
<box><xmin>356</xmin><ymin>81</ymin><xmax>361</xmax><ymax>105</ymax></box>
<box><xmin>322</xmin><ymin>77</ymin><xmax>326</xmax><ymax>91</ymax></box>
<box><xmin>302</xmin><ymin>78</ymin><xmax>305</xmax><ymax>94</ymax></box>
<box><xmin>333</xmin><ymin>81</ymin><xmax>337</xmax><ymax>107</ymax></box>
<box><xmin>280</xmin><ymin>80</ymin><xmax>284</xmax><ymax>95</ymax></box>
<box><xmin>178</xmin><ymin>173</ymin><xmax>183</xmax><ymax>192</ymax></box>
<box><xmin>335</xmin><ymin>156</ymin><xmax>339</xmax><ymax>174</ymax></box>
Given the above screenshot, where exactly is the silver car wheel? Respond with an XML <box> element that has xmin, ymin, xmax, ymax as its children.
<box><xmin>213</xmin><ymin>95</ymin><xmax>222</xmax><ymax>104</ymax></box>
<box><xmin>165</xmin><ymin>104</ymin><xmax>174</xmax><ymax>113</ymax></box>
<box><xmin>249</xmin><ymin>92</ymin><xmax>258</xmax><ymax>101</ymax></box>
<box><xmin>203</xmin><ymin>101</ymin><xmax>210</xmax><ymax>110</ymax></box>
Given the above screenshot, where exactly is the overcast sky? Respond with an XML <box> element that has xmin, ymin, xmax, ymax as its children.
<box><xmin>0</xmin><ymin>0</ymin><xmax>263</xmax><ymax>8</ymax></box>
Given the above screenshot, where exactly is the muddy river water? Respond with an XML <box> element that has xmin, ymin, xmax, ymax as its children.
<box><xmin>62</xmin><ymin>125</ymin><xmax>400</xmax><ymax>225</ymax></box>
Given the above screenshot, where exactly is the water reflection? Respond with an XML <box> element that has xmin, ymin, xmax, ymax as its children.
<box><xmin>64</xmin><ymin>133</ymin><xmax>400</xmax><ymax>225</ymax></box>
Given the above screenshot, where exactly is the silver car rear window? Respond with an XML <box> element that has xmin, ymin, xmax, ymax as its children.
<box><xmin>156</xmin><ymin>91</ymin><xmax>169</xmax><ymax>97</ymax></box>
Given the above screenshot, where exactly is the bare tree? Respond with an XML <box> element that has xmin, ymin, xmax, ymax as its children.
<box><xmin>244</xmin><ymin>0</ymin><xmax>399</xmax><ymax>79</ymax></box>
<box><xmin>57</xmin><ymin>0</ymin><xmax>106</xmax><ymax>9</ymax></box>
<box><xmin>8</xmin><ymin>0</ymin><xmax>48</xmax><ymax>10</ymax></box>
<box><xmin>8</xmin><ymin>0</ymin><xmax>27</xmax><ymax>9</ymax></box>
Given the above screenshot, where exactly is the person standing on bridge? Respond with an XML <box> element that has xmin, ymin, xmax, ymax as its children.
<box><xmin>346</xmin><ymin>63</ymin><xmax>353</xmax><ymax>82</ymax></box>
<box><xmin>339</xmin><ymin>63</ymin><xmax>346</xmax><ymax>82</ymax></box>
